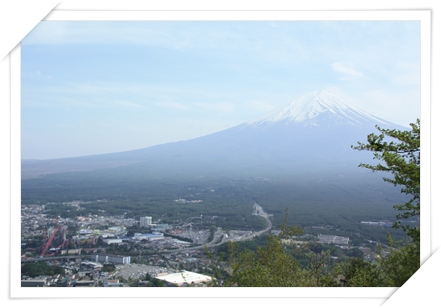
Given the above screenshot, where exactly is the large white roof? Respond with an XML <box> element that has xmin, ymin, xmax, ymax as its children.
<box><xmin>155</xmin><ymin>270</ymin><xmax>212</xmax><ymax>286</ymax></box>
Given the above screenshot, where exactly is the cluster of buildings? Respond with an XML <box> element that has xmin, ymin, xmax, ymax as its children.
<box><xmin>21</xmin><ymin>202</ymin><xmax>139</xmax><ymax>249</ymax></box>
<box><xmin>22</xmin><ymin>257</ymin><xmax>123</xmax><ymax>287</ymax></box>
<box><xmin>21</xmin><ymin>202</ymin><xmax>385</xmax><ymax>288</ymax></box>
<box><xmin>21</xmin><ymin>249</ymin><xmax>215</xmax><ymax>287</ymax></box>
<box><xmin>21</xmin><ymin>204</ymin><xmax>52</xmax><ymax>238</ymax></box>
<box><xmin>139</xmin><ymin>216</ymin><xmax>171</xmax><ymax>232</ymax></box>
<box><xmin>22</xmin><ymin>202</ymin><xmax>208</xmax><ymax>254</ymax></box>
<box><xmin>77</xmin><ymin>226</ymin><xmax>128</xmax><ymax>239</ymax></box>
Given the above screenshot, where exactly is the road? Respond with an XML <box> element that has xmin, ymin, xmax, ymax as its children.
<box><xmin>252</xmin><ymin>202</ymin><xmax>273</xmax><ymax>235</ymax></box>
<box><xmin>162</xmin><ymin>202</ymin><xmax>272</xmax><ymax>252</ymax></box>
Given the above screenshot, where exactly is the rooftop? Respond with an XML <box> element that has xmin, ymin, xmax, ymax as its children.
<box><xmin>154</xmin><ymin>270</ymin><xmax>212</xmax><ymax>286</ymax></box>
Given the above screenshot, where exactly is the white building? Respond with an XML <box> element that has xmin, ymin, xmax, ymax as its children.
<box><xmin>140</xmin><ymin>216</ymin><xmax>152</xmax><ymax>228</ymax></box>
<box><xmin>133</xmin><ymin>232</ymin><xmax>164</xmax><ymax>241</ymax></box>
<box><xmin>318</xmin><ymin>234</ymin><xmax>350</xmax><ymax>245</ymax></box>
<box><xmin>93</xmin><ymin>254</ymin><xmax>131</xmax><ymax>264</ymax></box>
<box><xmin>103</xmin><ymin>238</ymin><xmax>123</xmax><ymax>244</ymax></box>
<box><xmin>155</xmin><ymin>271</ymin><xmax>212</xmax><ymax>286</ymax></box>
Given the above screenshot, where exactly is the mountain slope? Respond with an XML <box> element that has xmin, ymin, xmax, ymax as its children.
<box><xmin>22</xmin><ymin>90</ymin><xmax>409</xmax><ymax>179</ymax></box>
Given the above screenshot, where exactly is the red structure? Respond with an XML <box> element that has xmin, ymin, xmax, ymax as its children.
<box><xmin>40</xmin><ymin>225</ymin><xmax>61</xmax><ymax>257</ymax></box>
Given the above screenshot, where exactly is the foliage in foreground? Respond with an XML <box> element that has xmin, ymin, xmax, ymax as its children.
<box><xmin>207</xmin><ymin>227</ymin><xmax>419</xmax><ymax>287</ymax></box>
<box><xmin>352</xmin><ymin>119</ymin><xmax>420</xmax><ymax>244</ymax></box>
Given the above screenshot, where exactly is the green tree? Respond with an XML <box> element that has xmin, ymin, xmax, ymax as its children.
<box><xmin>352</xmin><ymin>119</ymin><xmax>420</xmax><ymax>243</ymax></box>
<box><xmin>333</xmin><ymin>257</ymin><xmax>386</xmax><ymax>287</ymax></box>
<box><xmin>226</xmin><ymin>233</ymin><xmax>307</xmax><ymax>287</ymax></box>
<box><xmin>377</xmin><ymin>235</ymin><xmax>420</xmax><ymax>287</ymax></box>
<box><xmin>101</xmin><ymin>263</ymin><xmax>116</xmax><ymax>272</ymax></box>
<box><xmin>21</xmin><ymin>261</ymin><xmax>65</xmax><ymax>277</ymax></box>
<box><xmin>215</xmin><ymin>212</ymin><xmax>340</xmax><ymax>287</ymax></box>
<box><xmin>139</xmin><ymin>272</ymin><xmax>166</xmax><ymax>287</ymax></box>
<box><xmin>351</xmin><ymin>119</ymin><xmax>420</xmax><ymax>286</ymax></box>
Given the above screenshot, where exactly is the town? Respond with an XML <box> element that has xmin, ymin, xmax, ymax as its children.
<box><xmin>21</xmin><ymin>200</ymin><xmax>390</xmax><ymax>287</ymax></box>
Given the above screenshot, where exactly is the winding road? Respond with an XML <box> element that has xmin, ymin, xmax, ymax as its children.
<box><xmin>167</xmin><ymin>202</ymin><xmax>272</xmax><ymax>252</ymax></box>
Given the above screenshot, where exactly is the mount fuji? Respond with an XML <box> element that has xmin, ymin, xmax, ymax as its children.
<box><xmin>247</xmin><ymin>90</ymin><xmax>395</xmax><ymax>127</ymax></box>
<box><xmin>22</xmin><ymin>90</ymin><xmax>408</xmax><ymax>179</ymax></box>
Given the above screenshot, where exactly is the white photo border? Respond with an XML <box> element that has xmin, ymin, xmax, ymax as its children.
<box><xmin>9</xmin><ymin>7</ymin><xmax>432</xmax><ymax>303</ymax></box>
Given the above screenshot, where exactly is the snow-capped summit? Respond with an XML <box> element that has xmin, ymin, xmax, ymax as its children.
<box><xmin>247</xmin><ymin>90</ymin><xmax>392</xmax><ymax>127</ymax></box>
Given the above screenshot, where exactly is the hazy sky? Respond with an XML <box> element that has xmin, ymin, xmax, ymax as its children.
<box><xmin>21</xmin><ymin>21</ymin><xmax>421</xmax><ymax>160</ymax></box>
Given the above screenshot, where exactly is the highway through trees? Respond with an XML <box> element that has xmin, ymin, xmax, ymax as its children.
<box><xmin>163</xmin><ymin>202</ymin><xmax>272</xmax><ymax>253</ymax></box>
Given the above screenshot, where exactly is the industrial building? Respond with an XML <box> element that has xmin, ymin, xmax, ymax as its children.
<box><xmin>133</xmin><ymin>232</ymin><xmax>164</xmax><ymax>241</ymax></box>
<box><xmin>80</xmin><ymin>260</ymin><xmax>103</xmax><ymax>269</ymax></box>
<box><xmin>92</xmin><ymin>254</ymin><xmax>131</xmax><ymax>264</ymax></box>
<box><xmin>103</xmin><ymin>238</ymin><xmax>123</xmax><ymax>244</ymax></box>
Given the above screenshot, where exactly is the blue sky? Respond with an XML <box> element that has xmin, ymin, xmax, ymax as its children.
<box><xmin>21</xmin><ymin>21</ymin><xmax>421</xmax><ymax>159</ymax></box>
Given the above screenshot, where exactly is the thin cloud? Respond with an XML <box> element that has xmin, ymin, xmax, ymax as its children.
<box><xmin>332</xmin><ymin>62</ymin><xmax>364</xmax><ymax>78</ymax></box>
